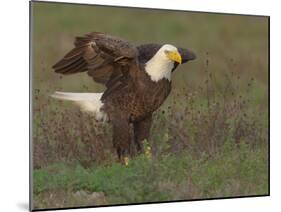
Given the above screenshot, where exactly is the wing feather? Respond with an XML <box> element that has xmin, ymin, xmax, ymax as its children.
<box><xmin>52</xmin><ymin>32</ymin><xmax>138</xmax><ymax>86</ymax></box>
<box><xmin>53</xmin><ymin>56</ymin><xmax>84</xmax><ymax>72</ymax></box>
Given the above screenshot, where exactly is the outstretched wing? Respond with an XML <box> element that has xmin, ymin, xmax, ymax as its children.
<box><xmin>52</xmin><ymin>32</ymin><xmax>138</xmax><ymax>85</ymax></box>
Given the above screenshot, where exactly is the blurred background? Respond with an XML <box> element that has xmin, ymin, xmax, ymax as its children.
<box><xmin>31</xmin><ymin>2</ymin><xmax>268</xmax><ymax>210</ymax></box>
<box><xmin>32</xmin><ymin>2</ymin><xmax>268</xmax><ymax>98</ymax></box>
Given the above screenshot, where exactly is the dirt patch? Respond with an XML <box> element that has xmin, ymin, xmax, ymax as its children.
<box><xmin>33</xmin><ymin>189</ymin><xmax>107</xmax><ymax>210</ymax></box>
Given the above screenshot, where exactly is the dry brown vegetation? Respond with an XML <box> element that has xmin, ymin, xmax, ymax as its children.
<box><xmin>33</xmin><ymin>58</ymin><xmax>267</xmax><ymax>168</ymax></box>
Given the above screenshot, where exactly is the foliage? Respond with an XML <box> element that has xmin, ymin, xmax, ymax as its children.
<box><xmin>33</xmin><ymin>143</ymin><xmax>268</xmax><ymax>209</ymax></box>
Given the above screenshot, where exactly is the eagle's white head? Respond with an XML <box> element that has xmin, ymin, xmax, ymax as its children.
<box><xmin>145</xmin><ymin>44</ymin><xmax>182</xmax><ymax>82</ymax></box>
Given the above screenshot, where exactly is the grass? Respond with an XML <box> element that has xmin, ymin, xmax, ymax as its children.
<box><xmin>33</xmin><ymin>143</ymin><xmax>268</xmax><ymax>209</ymax></box>
<box><xmin>31</xmin><ymin>1</ymin><xmax>269</xmax><ymax>210</ymax></box>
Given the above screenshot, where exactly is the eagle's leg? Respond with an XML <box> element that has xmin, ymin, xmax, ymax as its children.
<box><xmin>133</xmin><ymin>114</ymin><xmax>152</xmax><ymax>155</ymax></box>
<box><xmin>112</xmin><ymin>113</ymin><xmax>131</xmax><ymax>165</ymax></box>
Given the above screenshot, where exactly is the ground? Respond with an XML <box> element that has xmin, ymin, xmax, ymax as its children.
<box><xmin>31</xmin><ymin>2</ymin><xmax>269</xmax><ymax>210</ymax></box>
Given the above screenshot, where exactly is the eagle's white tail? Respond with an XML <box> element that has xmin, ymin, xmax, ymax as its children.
<box><xmin>51</xmin><ymin>91</ymin><xmax>107</xmax><ymax>121</ymax></box>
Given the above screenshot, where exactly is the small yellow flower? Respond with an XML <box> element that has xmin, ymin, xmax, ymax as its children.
<box><xmin>144</xmin><ymin>146</ymin><xmax>152</xmax><ymax>159</ymax></box>
<box><xmin>124</xmin><ymin>157</ymin><xmax>129</xmax><ymax>166</ymax></box>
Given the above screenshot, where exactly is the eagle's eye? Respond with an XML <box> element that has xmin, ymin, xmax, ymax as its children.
<box><xmin>164</xmin><ymin>50</ymin><xmax>170</xmax><ymax>55</ymax></box>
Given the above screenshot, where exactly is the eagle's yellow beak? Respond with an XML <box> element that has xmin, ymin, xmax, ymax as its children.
<box><xmin>166</xmin><ymin>50</ymin><xmax>182</xmax><ymax>64</ymax></box>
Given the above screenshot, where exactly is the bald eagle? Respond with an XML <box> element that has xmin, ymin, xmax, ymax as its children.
<box><xmin>52</xmin><ymin>32</ymin><xmax>196</xmax><ymax>164</ymax></box>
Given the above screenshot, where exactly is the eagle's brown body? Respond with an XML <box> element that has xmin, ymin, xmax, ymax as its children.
<box><xmin>103</xmin><ymin>63</ymin><xmax>171</xmax><ymax>122</ymax></box>
<box><xmin>52</xmin><ymin>32</ymin><xmax>195</xmax><ymax>163</ymax></box>
<box><xmin>102</xmin><ymin>63</ymin><xmax>171</xmax><ymax>156</ymax></box>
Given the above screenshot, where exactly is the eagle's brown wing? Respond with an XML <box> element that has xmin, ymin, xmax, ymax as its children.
<box><xmin>52</xmin><ymin>32</ymin><xmax>138</xmax><ymax>85</ymax></box>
